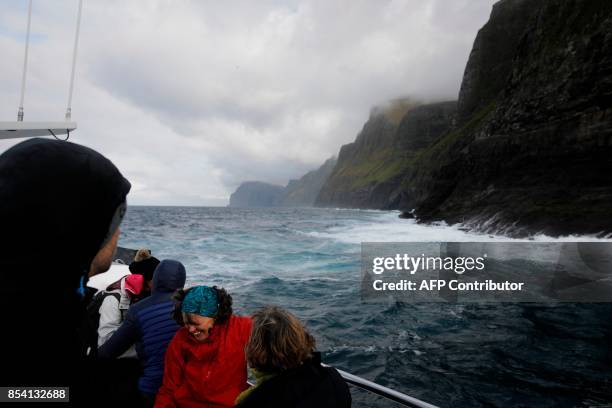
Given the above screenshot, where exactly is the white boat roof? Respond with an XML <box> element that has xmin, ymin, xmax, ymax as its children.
<box><xmin>87</xmin><ymin>263</ymin><xmax>130</xmax><ymax>291</ymax></box>
<box><xmin>0</xmin><ymin>121</ymin><xmax>76</xmax><ymax>139</ymax></box>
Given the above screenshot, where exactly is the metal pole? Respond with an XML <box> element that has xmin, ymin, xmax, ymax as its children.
<box><xmin>65</xmin><ymin>0</ymin><xmax>83</xmax><ymax>121</ymax></box>
<box><xmin>18</xmin><ymin>0</ymin><xmax>33</xmax><ymax>122</ymax></box>
<box><xmin>336</xmin><ymin>368</ymin><xmax>439</xmax><ymax>408</ymax></box>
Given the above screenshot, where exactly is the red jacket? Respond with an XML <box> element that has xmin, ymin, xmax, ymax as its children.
<box><xmin>155</xmin><ymin>315</ymin><xmax>253</xmax><ymax>408</ymax></box>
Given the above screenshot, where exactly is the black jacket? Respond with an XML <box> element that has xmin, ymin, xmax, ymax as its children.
<box><xmin>237</xmin><ymin>353</ymin><xmax>352</xmax><ymax>408</ymax></box>
<box><xmin>0</xmin><ymin>139</ymin><xmax>131</xmax><ymax>405</ymax></box>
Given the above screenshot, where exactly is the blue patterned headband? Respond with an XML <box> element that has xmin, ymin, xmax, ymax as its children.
<box><xmin>181</xmin><ymin>286</ymin><xmax>218</xmax><ymax>318</ymax></box>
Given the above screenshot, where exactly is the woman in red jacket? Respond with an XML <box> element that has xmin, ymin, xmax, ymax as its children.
<box><xmin>155</xmin><ymin>285</ymin><xmax>252</xmax><ymax>407</ymax></box>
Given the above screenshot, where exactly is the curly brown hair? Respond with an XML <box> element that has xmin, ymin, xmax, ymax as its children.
<box><xmin>172</xmin><ymin>286</ymin><xmax>233</xmax><ymax>325</ymax></box>
<box><xmin>245</xmin><ymin>306</ymin><xmax>316</xmax><ymax>373</ymax></box>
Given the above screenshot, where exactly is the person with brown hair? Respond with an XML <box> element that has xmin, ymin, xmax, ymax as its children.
<box><xmin>236</xmin><ymin>306</ymin><xmax>351</xmax><ymax>408</ymax></box>
<box><xmin>154</xmin><ymin>285</ymin><xmax>252</xmax><ymax>407</ymax></box>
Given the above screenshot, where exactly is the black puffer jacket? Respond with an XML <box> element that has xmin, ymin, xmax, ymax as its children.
<box><xmin>237</xmin><ymin>353</ymin><xmax>352</xmax><ymax>408</ymax></box>
<box><xmin>0</xmin><ymin>138</ymin><xmax>131</xmax><ymax>404</ymax></box>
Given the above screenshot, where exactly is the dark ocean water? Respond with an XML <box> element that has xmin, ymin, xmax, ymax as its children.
<box><xmin>119</xmin><ymin>206</ymin><xmax>612</xmax><ymax>408</ymax></box>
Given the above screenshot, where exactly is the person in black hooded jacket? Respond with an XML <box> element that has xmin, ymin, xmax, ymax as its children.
<box><xmin>236</xmin><ymin>306</ymin><xmax>351</xmax><ymax>408</ymax></box>
<box><xmin>0</xmin><ymin>138</ymin><xmax>131</xmax><ymax>405</ymax></box>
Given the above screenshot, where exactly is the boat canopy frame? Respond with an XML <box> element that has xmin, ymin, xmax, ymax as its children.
<box><xmin>0</xmin><ymin>122</ymin><xmax>76</xmax><ymax>140</ymax></box>
<box><xmin>2</xmin><ymin>0</ymin><xmax>83</xmax><ymax>140</ymax></box>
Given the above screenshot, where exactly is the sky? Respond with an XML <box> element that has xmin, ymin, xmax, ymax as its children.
<box><xmin>0</xmin><ymin>0</ymin><xmax>498</xmax><ymax>206</ymax></box>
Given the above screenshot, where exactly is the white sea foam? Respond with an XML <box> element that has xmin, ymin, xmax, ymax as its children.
<box><xmin>327</xmin><ymin>344</ymin><xmax>414</xmax><ymax>354</ymax></box>
<box><xmin>306</xmin><ymin>211</ymin><xmax>611</xmax><ymax>244</ymax></box>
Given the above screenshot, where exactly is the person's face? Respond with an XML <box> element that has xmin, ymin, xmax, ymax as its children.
<box><xmin>88</xmin><ymin>228</ymin><xmax>120</xmax><ymax>277</ymax></box>
<box><xmin>183</xmin><ymin>313</ymin><xmax>215</xmax><ymax>342</ymax></box>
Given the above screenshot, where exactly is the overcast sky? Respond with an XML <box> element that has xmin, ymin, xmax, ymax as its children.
<box><xmin>0</xmin><ymin>0</ymin><xmax>497</xmax><ymax>206</ymax></box>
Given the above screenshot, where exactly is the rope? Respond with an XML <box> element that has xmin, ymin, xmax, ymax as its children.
<box><xmin>48</xmin><ymin>129</ymin><xmax>70</xmax><ymax>141</ymax></box>
<box><xmin>18</xmin><ymin>0</ymin><xmax>33</xmax><ymax>122</ymax></box>
<box><xmin>65</xmin><ymin>0</ymin><xmax>83</xmax><ymax>121</ymax></box>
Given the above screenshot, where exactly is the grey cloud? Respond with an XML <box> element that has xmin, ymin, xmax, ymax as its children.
<box><xmin>0</xmin><ymin>0</ymin><xmax>498</xmax><ymax>205</ymax></box>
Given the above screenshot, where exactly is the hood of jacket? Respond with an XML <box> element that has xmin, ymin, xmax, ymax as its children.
<box><xmin>152</xmin><ymin>259</ymin><xmax>186</xmax><ymax>293</ymax></box>
<box><xmin>0</xmin><ymin>138</ymin><xmax>131</xmax><ymax>290</ymax></box>
<box><xmin>0</xmin><ymin>138</ymin><xmax>131</xmax><ymax>388</ymax></box>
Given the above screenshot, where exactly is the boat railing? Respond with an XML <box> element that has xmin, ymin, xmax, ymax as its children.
<box><xmin>333</xmin><ymin>367</ymin><xmax>438</xmax><ymax>408</ymax></box>
<box><xmin>247</xmin><ymin>366</ymin><xmax>438</xmax><ymax>407</ymax></box>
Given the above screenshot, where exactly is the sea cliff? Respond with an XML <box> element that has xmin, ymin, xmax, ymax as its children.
<box><xmin>315</xmin><ymin>100</ymin><xmax>456</xmax><ymax>209</ymax></box>
<box><xmin>316</xmin><ymin>0</ymin><xmax>612</xmax><ymax>236</ymax></box>
<box><xmin>228</xmin><ymin>157</ymin><xmax>336</xmax><ymax>208</ymax></box>
<box><xmin>228</xmin><ymin>181</ymin><xmax>285</xmax><ymax>208</ymax></box>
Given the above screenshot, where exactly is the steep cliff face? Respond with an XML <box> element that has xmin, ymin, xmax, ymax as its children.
<box><xmin>402</xmin><ymin>0</ymin><xmax>612</xmax><ymax>235</ymax></box>
<box><xmin>315</xmin><ymin>110</ymin><xmax>400</xmax><ymax>209</ymax></box>
<box><xmin>456</xmin><ymin>0</ymin><xmax>534</xmax><ymax>123</ymax></box>
<box><xmin>314</xmin><ymin>0</ymin><xmax>611</xmax><ymax>235</ymax></box>
<box><xmin>228</xmin><ymin>181</ymin><xmax>285</xmax><ymax>208</ymax></box>
<box><xmin>315</xmin><ymin>100</ymin><xmax>456</xmax><ymax>208</ymax></box>
<box><xmin>281</xmin><ymin>157</ymin><xmax>337</xmax><ymax>207</ymax></box>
